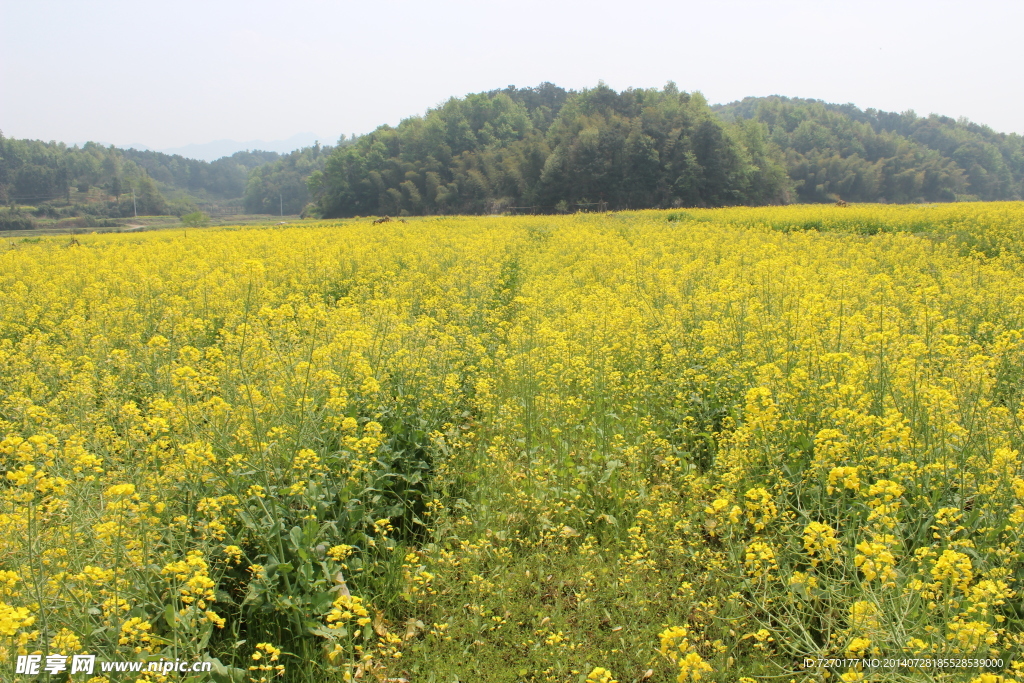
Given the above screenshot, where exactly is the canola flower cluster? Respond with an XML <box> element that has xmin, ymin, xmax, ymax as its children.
<box><xmin>0</xmin><ymin>202</ymin><xmax>1023</xmax><ymax>681</ymax></box>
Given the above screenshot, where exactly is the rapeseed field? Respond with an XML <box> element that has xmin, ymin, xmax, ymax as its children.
<box><xmin>1</xmin><ymin>203</ymin><xmax>1023</xmax><ymax>682</ymax></box>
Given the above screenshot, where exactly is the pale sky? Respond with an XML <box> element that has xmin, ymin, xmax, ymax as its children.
<box><xmin>2</xmin><ymin>0</ymin><xmax>1021</xmax><ymax>151</ymax></box>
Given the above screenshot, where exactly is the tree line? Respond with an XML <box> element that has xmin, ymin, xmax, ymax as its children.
<box><xmin>3</xmin><ymin>85</ymin><xmax>1023</xmax><ymax>227</ymax></box>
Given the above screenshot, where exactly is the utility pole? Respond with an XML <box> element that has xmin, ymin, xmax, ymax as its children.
<box><xmin>132</xmin><ymin>189</ymin><xmax>137</xmax><ymax>217</ymax></box>
<box><xmin>280</xmin><ymin>193</ymin><xmax>283</xmax><ymax>217</ymax></box>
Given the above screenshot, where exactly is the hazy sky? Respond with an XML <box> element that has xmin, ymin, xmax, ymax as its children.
<box><xmin>2</xmin><ymin>0</ymin><xmax>1021</xmax><ymax>150</ymax></box>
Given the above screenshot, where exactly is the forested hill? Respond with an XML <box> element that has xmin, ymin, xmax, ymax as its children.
<box><xmin>713</xmin><ymin>96</ymin><xmax>1024</xmax><ymax>203</ymax></box>
<box><xmin>312</xmin><ymin>84</ymin><xmax>1024</xmax><ymax>217</ymax></box>
<box><xmin>312</xmin><ymin>83</ymin><xmax>792</xmax><ymax>217</ymax></box>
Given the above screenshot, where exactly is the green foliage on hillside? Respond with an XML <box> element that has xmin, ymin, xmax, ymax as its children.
<box><xmin>0</xmin><ymin>132</ymin><xmax>286</xmax><ymax>222</ymax></box>
<box><xmin>121</xmin><ymin>147</ymin><xmax>280</xmax><ymax>201</ymax></box>
<box><xmin>714</xmin><ymin>96</ymin><xmax>1024</xmax><ymax>203</ymax></box>
<box><xmin>0</xmin><ymin>134</ymin><xmax>76</xmax><ymax>205</ymax></box>
<box><xmin>312</xmin><ymin>86</ymin><xmax>1024</xmax><ymax>217</ymax></box>
<box><xmin>244</xmin><ymin>143</ymin><xmax>336</xmax><ymax>216</ymax></box>
<box><xmin>312</xmin><ymin>83</ymin><xmax>792</xmax><ymax>217</ymax></box>
<box><xmin>0</xmin><ymin>135</ymin><xmax>171</xmax><ymax>219</ymax></box>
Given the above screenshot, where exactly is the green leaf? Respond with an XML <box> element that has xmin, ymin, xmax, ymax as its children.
<box><xmin>308</xmin><ymin>624</ymin><xmax>339</xmax><ymax>639</ymax></box>
<box><xmin>163</xmin><ymin>603</ymin><xmax>177</xmax><ymax>629</ymax></box>
<box><xmin>207</xmin><ymin>657</ymin><xmax>246</xmax><ymax>683</ymax></box>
